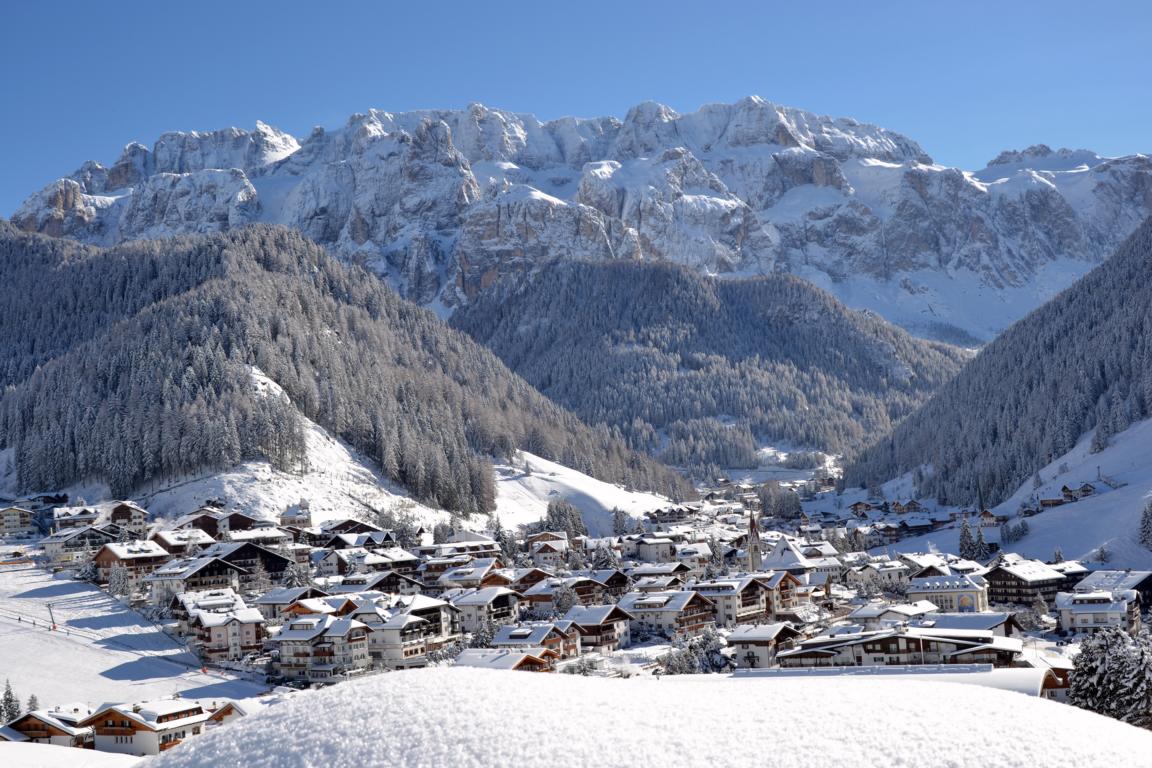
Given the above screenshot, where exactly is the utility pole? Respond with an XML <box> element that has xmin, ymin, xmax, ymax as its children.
<box><xmin>46</xmin><ymin>602</ymin><xmax>56</xmax><ymax>631</ymax></box>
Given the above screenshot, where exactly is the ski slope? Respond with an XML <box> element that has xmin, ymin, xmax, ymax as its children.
<box><xmin>0</xmin><ymin>565</ymin><xmax>266</xmax><ymax>709</ymax></box>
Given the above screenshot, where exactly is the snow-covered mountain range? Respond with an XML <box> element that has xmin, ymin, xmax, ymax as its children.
<box><xmin>13</xmin><ymin>97</ymin><xmax>1152</xmax><ymax>341</ymax></box>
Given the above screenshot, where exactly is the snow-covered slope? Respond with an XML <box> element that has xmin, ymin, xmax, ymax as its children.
<box><xmin>893</xmin><ymin>417</ymin><xmax>1152</xmax><ymax>568</ymax></box>
<box><xmin>14</xmin><ymin>100</ymin><xmax>1151</xmax><ymax>342</ymax></box>
<box><xmin>494</xmin><ymin>452</ymin><xmax>666</xmax><ymax>536</ymax></box>
<box><xmin>0</xmin><ymin>743</ymin><xmax>138</xmax><ymax>768</ymax></box>
<box><xmin>0</xmin><ymin>565</ymin><xmax>266</xmax><ymax>707</ymax></box>
<box><xmin>148</xmin><ymin>667</ymin><xmax>1152</xmax><ymax>768</ymax></box>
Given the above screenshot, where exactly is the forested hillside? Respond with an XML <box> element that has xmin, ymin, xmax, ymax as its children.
<box><xmin>845</xmin><ymin>217</ymin><xmax>1152</xmax><ymax>506</ymax></box>
<box><xmin>451</xmin><ymin>260</ymin><xmax>967</xmax><ymax>469</ymax></box>
<box><xmin>0</xmin><ymin>222</ymin><xmax>689</xmax><ymax>512</ymax></box>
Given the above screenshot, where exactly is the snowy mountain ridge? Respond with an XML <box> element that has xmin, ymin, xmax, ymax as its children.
<box><xmin>13</xmin><ymin>96</ymin><xmax>1152</xmax><ymax>341</ymax></box>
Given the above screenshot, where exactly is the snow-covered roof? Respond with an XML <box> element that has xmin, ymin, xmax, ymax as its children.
<box><xmin>1074</xmin><ymin>570</ymin><xmax>1152</xmax><ymax>592</ymax></box>
<box><xmin>728</xmin><ymin>623</ymin><xmax>797</xmax><ymax>643</ymax></box>
<box><xmin>103</xmin><ymin>540</ymin><xmax>169</xmax><ymax>559</ymax></box>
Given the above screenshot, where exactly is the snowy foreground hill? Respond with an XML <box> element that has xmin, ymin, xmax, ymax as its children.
<box><xmin>147</xmin><ymin>667</ymin><xmax>1151</xmax><ymax>768</ymax></box>
<box><xmin>13</xmin><ymin>98</ymin><xmax>1152</xmax><ymax>342</ymax></box>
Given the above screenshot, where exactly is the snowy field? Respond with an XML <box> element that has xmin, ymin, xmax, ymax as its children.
<box><xmin>0</xmin><ymin>742</ymin><xmax>138</xmax><ymax>767</ymax></box>
<box><xmin>0</xmin><ymin>565</ymin><xmax>266</xmax><ymax>709</ymax></box>
<box><xmin>150</xmin><ymin>666</ymin><xmax>1152</xmax><ymax>768</ymax></box>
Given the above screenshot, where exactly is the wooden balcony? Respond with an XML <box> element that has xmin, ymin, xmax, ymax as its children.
<box><xmin>101</xmin><ymin>727</ymin><xmax>135</xmax><ymax>736</ymax></box>
<box><xmin>159</xmin><ymin>738</ymin><xmax>183</xmax><ymax>752</ymax></box>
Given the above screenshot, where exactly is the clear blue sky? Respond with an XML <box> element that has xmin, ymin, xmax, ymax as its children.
<box><xmin>2</xmin><ymin>0</ymin><xmax>1149</xmax><ymax>215</ymax></box>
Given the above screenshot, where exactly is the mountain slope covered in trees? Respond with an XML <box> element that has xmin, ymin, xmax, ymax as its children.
<box><xmin>451</xmin><ymin>260</ymin><xmax>967</xmax><ymax>469</ymax></box>
<box><xmin>844</xmin><ymin>217</ymin><xmax>1152</xmax><ymax>506</ymax></box>
<box><xmin>0</xmin><ymin>222</ymin><xmax>690</xmax><ymax>513</ymax></box>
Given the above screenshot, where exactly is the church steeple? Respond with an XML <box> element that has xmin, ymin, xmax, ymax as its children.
<box><xmin>747</xmin><ymin>512</ymin><xmax>762</xmax><ymax>571</ymax></box>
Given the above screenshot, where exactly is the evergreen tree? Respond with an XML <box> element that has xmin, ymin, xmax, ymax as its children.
<box><xmin>958</xmin><ymin>517</ymin><xmax>976</xmax><ymax>560</ymax></box>
<box><xmin>974</xmin><ymin>528</ymin><xmax>990</xmax><ymax>561</ymax></box>
<box><xmin>590</xmin><ymin>544</ymin><xmax>620</xmax><ymax>570</ymax></box>
<box><xmin>552</xmin><ymin>582</ymin><xmax>578</xmax><ymax>617</ymax></box>
<box><xmin>1052</xmin><ymin>545</ymin><xmax>1065</xmax><ymax>563</ymax></box>
<box><xmin>107</xmin><ymin>564</ymin><xmax>131</xmax><ymax>599</ymax></box>
<box><xmin>247</xmin><ymin>558</ymin><xmax>272</xmax><ymax>596</ymax></box>
<box><xmin>1139</xmin><ymin>501</ymin><xmax>1152</xmax><ymax>551</ymax></box>
<box><xmin>280</xmin><ymin>562</ymin><xmax>313</xmax><ymax>589</ymax></box>
<box><xmin>469</xmin><ymin>618</ymin><xmax>497</xmax><ymax>649</ymax></box>
<box><xmin>1</xmin><ymin>680</ymin><xmax>19</xmax><ymax>722</ymax></box>
<box><xmin>612</xmin><ymin>507</ymin><xmax>629</xmax><ymax>536</ymax></box>
<box><xmin>25</xmin><ymin>694</ymin><xmax>38</xmax><ymax>713</ymax></box>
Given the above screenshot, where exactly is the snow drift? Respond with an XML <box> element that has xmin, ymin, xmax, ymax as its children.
<box><xmin>149</xmin><ymin>667</ymin><xmax>1152</xmax><ymax>768</ymax></box>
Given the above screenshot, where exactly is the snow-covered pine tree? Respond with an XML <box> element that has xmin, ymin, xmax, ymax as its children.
<box><xmin>469</xmin><ymin>618</ymin><xmax>497</xmax><ymax>648</ymax></box>
<box><xmin>1</xmin><ymin>680</ymin><xmax>19</xmax><ymax>722</ymax></box>
<box><xmin>247</xmin><ymin>558</ymin><xmax>272</xmax><ymax>596</ymax></box>
<box><xmin>974</xmin><ymin>528</ymin><xmax>991</xmax><ymax>561</ymax></box>
<box><xmin>280</xmin><ymin>562</ymin><xmax>313</xmax><ymax>589</ymax></box>
<box><xmin>590</xmin><ymin>544</ymin><xmax>619</xmax><ymax>570</ymax></box>
<box><xmin>25</xmin><ymin>694</ymin><xmax>38</xmax><ymax>713</ymax></box>
<box><xmin>106</xmin><ymin>564</ymin><xmax>131</xmax><ymax>599</ymax></box>
<box><xmin>1139</xmin><ymin>501</ymin><xmax>1152</xmax><ymax>551</ymax></box>
<box><xmin>552</xmin><ymin>583</ymin><xmax>578</xmax><ymax>617</ymax></box>
<box><xmin>1052</xmin><ymin>545</ymin><xmax>1064</xmax><ymax>563</ymax></box>
<box><xmin>958</xmin><ymin>517</ymin><xmax>976</xmax><ymax>560</ymax></box>
<box><xmin>612</xmin><ymin>507</ymin><xmax>629</xmax><ymax>536</ymax></box>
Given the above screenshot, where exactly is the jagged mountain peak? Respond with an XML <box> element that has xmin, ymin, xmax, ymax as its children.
<box><xmin>11</xmin><ymin>96</ymin><xmax>1152</xmax><ymax>342</ymax></box>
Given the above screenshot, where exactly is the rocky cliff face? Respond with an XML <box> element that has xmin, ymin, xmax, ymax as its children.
<box><xmin>12</xmin><ymin>97</ymin><xmax>1152</xmax><ymax>340</ymax></box>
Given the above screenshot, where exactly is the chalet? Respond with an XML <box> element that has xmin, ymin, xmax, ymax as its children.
<box><xmin>491</xmin><ymin>622</ymin><xmax>582</xmax><ymax>659</ymax></box>
<box><xmin>891</xmin><ymin>500</ymin><xmax>924</xmax><ymax>515</ymax></box>
<box><xmin>391</xmin><ymin>594</ymin><xmax>462</xmax><ymax>649</ymax></box>
<box><xmin>762</xmin><ymin>537</ymin><xmax>815</xmax><ymax>578</ymax></box>
<box><xmin>279</xmin><ymin>500</ymin><xmax>313</xmax><ymax>528</ymax></box>
<box><xmin>81</xmin><ymin>700</ymin><xmax>210</xmax><ymax>756</ymax></box>
<box><xmin>448</xmin><ymin>586</ymin><xmax>520</xmax><ymax>632</ymax></box>
<box><xmin>320</xmin><ymin>518</ymin><xmax>388</xmax><ymax>537</ymax></box>
<box><xmin>317</xmin><ymin>548</ymin><xmax>389</xmax><ymax>577</ymax></box>
<box><xmin>690</xmin><ymin>573</ymin><xmax>801</xmax><ymax>628</ymax></box>
<box><xmin>324</xmin><ymin>531</ymin><xmax>398</xmax><ymax>551</ymax></box>
<box><xmin>418</xmin><ymin>554</ymin><xmax>474</xmax><ymax>586</ymax></box>
<box><xmin>93</xmin><ymin>540</ymin><xmax>171</xmax><ymax>586</ymax></box>
<box><xmin>978</xmin><ymin>509</ymin><xmax>1009</xmax><ymax>528</ymax></box>
<box><xmin>330</xmin><ymin>569</ymin><xmax>423</xmax><ymax>596</ymax></box>
<box><xmin>562</xmin><ymin>604</ymin><xmax>635</xmax><ymax>652</ymax></box>
<box><xmin>1054</xmin><ymin>590</ymin><xmax>1141</xmax><ymax>635</ymax></box>
<box><xmin>2</xmin><ymin>708</ymin><xmax>93</xmax><ymax>748</ymax></box>
<box><xmin>983</xmin><ymin>558</ymin><xmax>1066</xmax><ymax>604</ymax></box>
<box><xmin>41</xmin><ymin>525</ymin><xmax>116</xmax><ymax>566</ymax></box>
<box><xmin>1061</xmin><ymin>483</ymin><xmax>1097</xmax><ymax>502</ymax></box>
<box><xmin>674</xmin><ymin>542</ymin><xmax>712</xmax><ymax>574</ymax></box>
<box><xmin>617</xmin><ymin>590</ymin><xmax>716</xmax><ymax>640</ymax></box>
<box><xmin>628</xmin><ymin>562</ymin><xmax>693</xmax><ymax>581</ymax></box>
<box><xmin>198</xmin><ymin>541</ymin><xmax>292</xmax><ymax>587</ymax></box>
<box><xmin>905</xmin><ymin>575</ymin><xmax>989</xmax><ymax>613</ymax></box>
<box><xmin>777</xmin><ymin>626</ymin><xmax>1023</xmax><ymax>669</ymax></box>
<box><xmin>847</xmin><ymin>560</ymin><xmax>911</xmax><ymax>591</ymax></box>
<box><xmin>272</xmin><ymin>615</ymin><xmax>372</xmax><ymax>682</ymax></box>
<box><xmin>524</xmin><ymin>531</ymin><xmax>568</xmax><ymax>550</ymax></box>
<box><xmin>45</xmin><ymin>505</ymin><xmax>100</xmax><ymax>532</ymax></box>
<box><xmin>188</xmin><ymin>607</ymin><xmax>267</xmax><ymax>662</ymax></box>
<box><xmin>530</xmin><ymin>540</ymin><xmax>569</xmax><ymax>569</ymax></box>
<box><xmin>149</xmin><ymin>528</ymin><xmax>216</xmax><ymax>557</ymax></box>
<box><xmin>0</xmin><ymin>506</ymin><xmax>36</xmax><ymax>538</ymax></box>
<box><xmin>848</xmin><ymin>501</ymin><xmax>874</xmax><ymax>516</ymax></box>
<box><xmin>848</xmin><ymin>600</ymin><xmax>939</xmax><ymax>630</ymax></box>
<box><xmin>1039</xmin><ymin>498</ymin><xmax>1066</xmax><ymax>508</ymax></box>
<box><xmin>143</xmin><ymin>557</ymin><xmax>247</xmax><ymax>604</ymax></box>
<box><xmin>453</xmin><ymin>648</ymin><xmax>556</xmax><ymax>672</ymax></box>
<box><xmin>520</xmin><ymin>576</ymin><xmax>605</xmax><ymax>613</ymax></box>
<box><xmin>1050</xmin><ymin>560</ymin><xmax>1091</xmax><ymax>590</ymax></box>
<box><xmin>205</xmin><ymin>701</ymin><xmax>249</xmax><ymax>729</ymax></box>
<box><xmin>108</xmin><ymin>501</ymin><xmax>150</xmax><ymax>535</ymax></box>
<box><xmin>636</xmin><ymin>537</ymin><xmax>676</xmax><ymax>563</ymax></box>
<box><xmin>729</xmin><ymin>623</ymin><xmax>802</xmax><ymax>669</ymax></box>
<box><xmin>437</xmin><ymin>557</ymin><xmax>503</xmax><ymax>590</ymax></box>
<box><xmin>227</xmin><ymin>527</ymin><xmax>293</xmax><ymax>548</ymax></box>
<box><xmin>169</xmin><ymin>588</ymin><xmax>247</xmax><ymax>632</ymax></box>
<box><xmin>251</xmin><ymin>586</ymin><xmax>330</xmax><ymax>623</ymax></box>
<box><xmin>350</xmin><ymin>610</ymin><xmax>425</xmax><ymax>669</ymax></box>
<box><xmin>632</xmin><ymin>575</ymin><xmax>685</xmax><ymax>592</ymax></box>
<box><xmin>574</xmin><ymin>568</ymin><xmax>631</xmax><ymax>598</ymax></box>
<box><xmin>172</xmin><ymin>508</ymin><xmax>262</xmax><ymax>539</ymax></box>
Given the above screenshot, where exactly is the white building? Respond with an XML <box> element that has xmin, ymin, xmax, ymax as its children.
<box><xmin>906</xmin><ymin>575</ymin><xmax>989</xmax><ymax>613</ymax></box>
<box><xmin>80</xmin><ymin>700</ymin><xmax>209</xmax><ymax>756</ymax></box>
<box><xmin>1054</xmin><ymin>590</ymin><xmax>1141</xmax><ymax>635</ymax></box>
